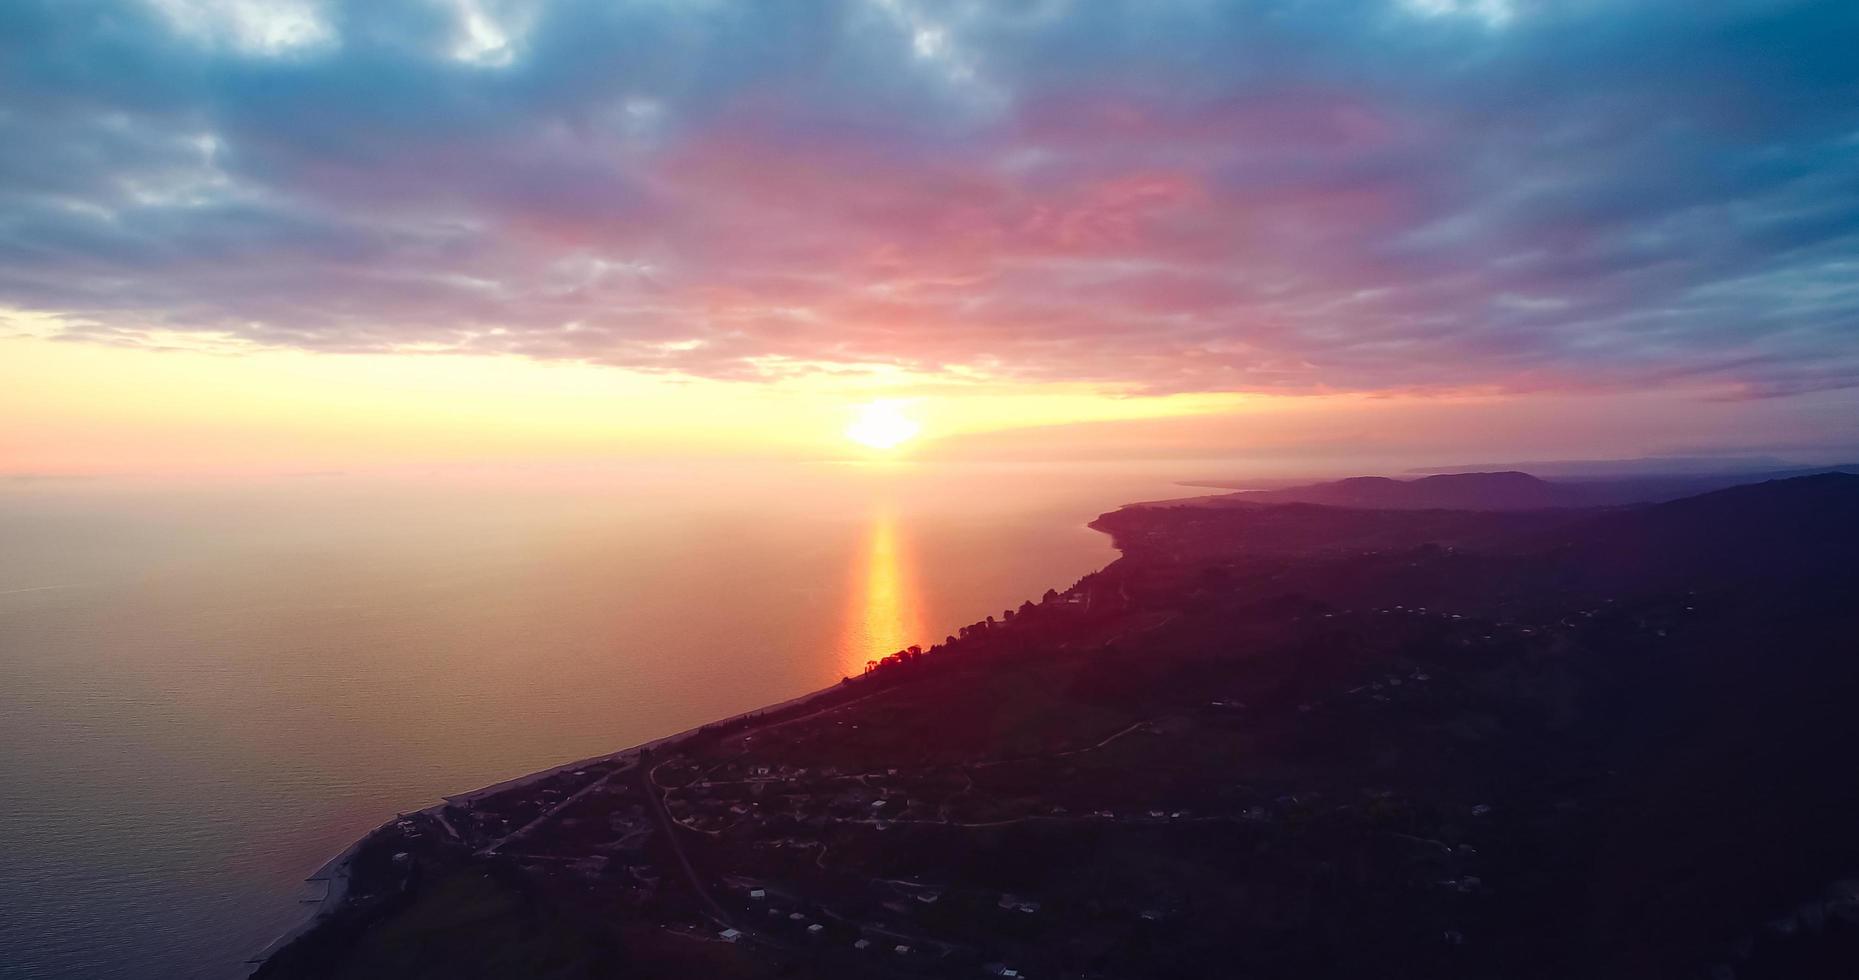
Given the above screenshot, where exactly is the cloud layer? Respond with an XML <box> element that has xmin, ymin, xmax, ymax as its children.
<box><xmin>3</xmin><ymin>0</ymin><xmax>1857</xmax><ymax>397</ymax></box>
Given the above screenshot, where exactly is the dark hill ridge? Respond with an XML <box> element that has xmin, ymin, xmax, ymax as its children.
<box><xmin>1195</xmin><ymin>465</ymin><xmax>1859</xmax><ymax>511</ymax></box>
<box><xmin>1105</xmin><ymin>474</ymin><xmax>1859</xmax><ymax>594</ymax></box>
<box><xmin>1091</xmin><ymin>496</ymin><xmax>1586</xmax><ymax>561</ymax></box>
<box><xmin>1236</xmin><ymin>471</ymin><xmax>1584</xmax><ymax>510</ymax></box>
<box><xmin>1520</xmin><ymin>473</ymin><xmax>1859</xmax><ymax>590</ymax></box>
<box><xmin>1093</xmin><ymin>474</ymin><xmax>1859</xmax><ymax>639</ymax></box>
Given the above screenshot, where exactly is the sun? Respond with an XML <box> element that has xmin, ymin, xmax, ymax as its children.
<box><xmin>845</xmin><ymin>400</ymin><xmax>921</xmax><ymax>451</ymax></box>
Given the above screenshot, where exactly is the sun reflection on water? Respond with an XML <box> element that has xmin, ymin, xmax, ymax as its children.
<box><xmin>842</xmin><ymin>509</ymin><xmax>927</xmax><ymax>677</ymax></box>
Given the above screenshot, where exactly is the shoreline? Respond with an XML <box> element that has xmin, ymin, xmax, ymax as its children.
<box><xmin>245</xmin><ymin>676</ymin><xmax>858</xmax><ymax>975</ymax></box>
<box><xmin>244</xmin><ymin>824</ymin><xmax>374</xmax><ymax>968</ymax></box>
<box><xmin>246</xmin><ymin>500</ymin><xmax>1139</xmax><ymax>976</ymax></box>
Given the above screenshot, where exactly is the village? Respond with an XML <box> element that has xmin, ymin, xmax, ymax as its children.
<box><xmin>312</xmin><ymin>558</ymin><xmax>1704</xmax><ymax>979</ymax></box>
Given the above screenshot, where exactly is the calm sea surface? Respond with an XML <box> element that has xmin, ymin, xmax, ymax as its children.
<box><xmin>0</xmin><ymin>462</ymin><xmax>1196</xmax><ymax>980</ymax></box>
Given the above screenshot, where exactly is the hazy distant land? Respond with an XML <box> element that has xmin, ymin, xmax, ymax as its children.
<box><xmin>1178</xmin><ymin>463</ymin><xmax>1859</xmax><ymax>508</ymax></box>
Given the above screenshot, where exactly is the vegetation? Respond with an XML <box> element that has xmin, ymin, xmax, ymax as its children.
<box><xmin>259</xmin><ymin>475</ymin><xmax>1859</xmax><ymax>979</ymax></box>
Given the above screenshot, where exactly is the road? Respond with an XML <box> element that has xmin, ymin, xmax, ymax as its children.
<box><xmin>479</xmin><ymin>763</ymin><xmax>628</xmax><ymax>856</ymax></box>
<box><xmin>638</xmin><ymin>758</ymin><xmax>734</xmax><ymax>928</ymax></box>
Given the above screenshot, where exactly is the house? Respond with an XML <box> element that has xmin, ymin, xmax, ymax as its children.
<box><xmin>807</xmin><ymin>923</ymin><xmax>824</xmax><ymax>935</ymax></box>
<box><xmin>748</xmin><ymin>888</ymin><xmax>766</xmax><ymax>900</ymax></box>
<box><xmin>719</xmin><ymin>929</ymin><xmax>743</xmax><ymax>943</ymax></box>
<box><xmin>894</xmin><ymin>945</ymin><xmax>912</xmax><ymax>955</ymax></box>
<box><xmin>853</xmin><ymin>939</ymin><xmax>872</xmax><ymax>950</ymax></box>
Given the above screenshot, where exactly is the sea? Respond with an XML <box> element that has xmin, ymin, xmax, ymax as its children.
<box><xmin>0</xmin><ymin>460</ymin><xmax>1202</xmax><ymax>979</ymax></box>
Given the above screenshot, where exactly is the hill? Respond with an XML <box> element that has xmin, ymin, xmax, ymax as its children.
<box><xmin>1193</xmin><ymin>465</ymin><xmax>1859</xmax><ymax>511</ymax></box>
<box><xmin>1520</xmin><ymin>473</ymin><xmax>1859</xmax><ymax>591</ymax></box>
<box><xmin>256</xmin><ymin>476</ymin><xmax>1859</xmax><ymax>980</ymax></box>
<box><xmin>1229</xmin><ymin>471</ymin><xmax>1585</xmax><ymax>510</ymax></box>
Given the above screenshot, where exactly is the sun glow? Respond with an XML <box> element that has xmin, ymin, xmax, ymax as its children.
<box><xmin>845</xmin><ymin>400</ymin><xmax>921</xmax><ymax>450</ymax></box>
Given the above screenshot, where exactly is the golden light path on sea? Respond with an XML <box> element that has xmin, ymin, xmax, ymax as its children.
<box><xmin>843</xmin><ymin>508</ymin><xmax>927</xmax><ymax>677</ymax></box>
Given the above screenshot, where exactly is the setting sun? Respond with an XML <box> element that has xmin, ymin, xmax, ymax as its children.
<box><xmin>845</xmin><ymin>400</ymin><xmax>921</xmax><ymax>450</ymax></box>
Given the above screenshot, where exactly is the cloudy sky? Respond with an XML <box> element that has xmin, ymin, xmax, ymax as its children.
<box><xmin>3</xmin><ymin>0</ymin><xmax>1857</xmax><ymax>473</ymax></box>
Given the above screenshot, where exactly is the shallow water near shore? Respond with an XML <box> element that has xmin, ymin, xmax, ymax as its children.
<box><xmin>0</xmin><ymin>461</ymin><xmax>1198</xmax><ymax>980</ymax></box>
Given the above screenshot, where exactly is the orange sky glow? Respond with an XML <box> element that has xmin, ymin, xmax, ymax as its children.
<box><xmin>8</xmin><ymin>325</ymin><xmax>1856</xmax><ymax>481</ymax></box>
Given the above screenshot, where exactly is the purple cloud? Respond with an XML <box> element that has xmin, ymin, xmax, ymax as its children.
<box><xmin>2</xmin><ymin>0</ymin><xmax>1856</xmax><ymax>397</ymax></box>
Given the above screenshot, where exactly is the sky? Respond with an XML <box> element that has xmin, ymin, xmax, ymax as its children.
<box><xmin>3</xmin><ymin>0</ymin><xmax>1857</xmax><ymax>475</ymax></box>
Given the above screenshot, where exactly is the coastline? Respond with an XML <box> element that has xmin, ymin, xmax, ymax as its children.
<box><xmin>244</xmin><ymin>824</ymin><xmax>375</xmax><ymax>968</ymax></box>
<box><xmin>246</xmin><ymin>497</ymin><xmax>1145</xmax><ymax>976</ymax></box>
<box><xmin>245</xmin><ymin>675</ymin><xmax>861</xmax><ymax>975</ymax></box>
